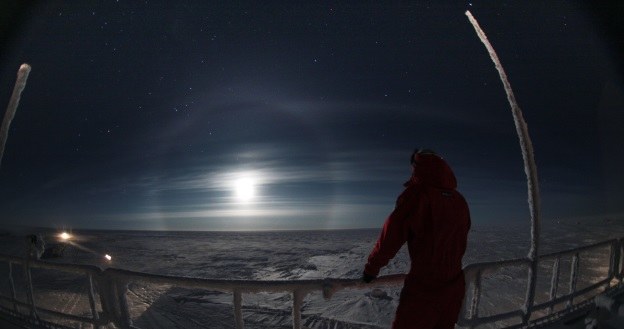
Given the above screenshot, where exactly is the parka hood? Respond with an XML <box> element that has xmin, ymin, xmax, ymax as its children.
<box><xmin>406</xmin><ymin>153</ymin><xmax>457</xmax><ymax>189</ymax></box>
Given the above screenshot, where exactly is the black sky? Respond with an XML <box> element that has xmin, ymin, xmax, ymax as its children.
<box><xmin>1</xmin><ymin>1</ymin><xmax>623</xmax><ymax>230</ymax></box>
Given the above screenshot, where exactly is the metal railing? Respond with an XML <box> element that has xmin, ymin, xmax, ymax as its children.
<box><xmin>1</xmin><ymin>237</ymin><xmax>622</xmax><ymax>329</ymax></box>
<box><xmin>458</xmin><ymin>237</ymin><xmax>624</xmax><ymax>328</ymax></box>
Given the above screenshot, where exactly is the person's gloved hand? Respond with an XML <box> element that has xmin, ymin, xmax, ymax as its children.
<box><xmin>362</xmin><ymin>271</ymin><xmax>376</xmax><ymax>283</ymax></box>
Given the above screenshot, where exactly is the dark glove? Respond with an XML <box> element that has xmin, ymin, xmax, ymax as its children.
<box><xmin>362</xmin><ymin>271</ymin><xmax>376</xmax><ymax>283</ymax></box>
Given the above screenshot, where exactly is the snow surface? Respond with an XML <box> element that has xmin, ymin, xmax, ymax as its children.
<box><xmin>0</xmin><ymin>218</ymin><xmax>623</xmax><ymax>328</ymax></box>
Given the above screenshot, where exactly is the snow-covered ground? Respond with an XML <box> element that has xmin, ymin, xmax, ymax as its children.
<box><xmin>0</xmin><ymin>218</ymin><xmax>623</xmax><ymax>328</ymax></box>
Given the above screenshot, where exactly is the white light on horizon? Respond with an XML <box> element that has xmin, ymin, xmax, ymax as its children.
<box><xmin>59</xmin><ymin>232</ymin><xmax>71</xmax><ymax>240</ymax></box>
<box><xmin>104</xmin><ymin>254</ymin><xmax>112</xmax><ymax>261</ymax></box>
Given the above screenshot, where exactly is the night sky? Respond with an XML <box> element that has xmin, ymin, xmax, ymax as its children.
<box><xmin>1</xmin><ymin>1</ymin><xmax>623</xmax><ymax>231</ymax></box>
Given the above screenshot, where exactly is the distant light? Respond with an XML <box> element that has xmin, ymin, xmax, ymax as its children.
<box><xmin>104</xmin><ymin>254</ymin><xmax>112</xmax><ymax>261</ymax></box>
<box><xmin>59</xmin><ymin>232</ymin><xmax>71</xmax><ymax>241</ymax></box>
<box><xmin>234</xmin><ymin>178</ymin><xmax>255</xmax><ymax>202</ymax></box>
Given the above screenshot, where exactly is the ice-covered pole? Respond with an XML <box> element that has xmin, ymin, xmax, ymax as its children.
<box><xmin>0</xmin><ymin>63</ymin><xmax>31</xmax><ymax>169</ymax></box>
<box><xmin>465</xmin><ymin>10</ymin><xmax>541</xmax><ymax>321</ymax></box>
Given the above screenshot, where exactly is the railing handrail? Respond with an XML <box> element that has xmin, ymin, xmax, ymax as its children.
<box><xmin>461</xmin><ymin>238</ymin><xmax>620</xmax><ymax>280</ymax></box>
<box><xmin>0</xmin><ymin>253</ymin><xmax>101</xmax><ymax>275</ymax></box>
<box><xmin>539</xmin><ymin>238</ymin><xmax>618</xmax><ymax>259</ymax></box>
<box><xmin>1</xmin><ymin>236</ymin><xmax>622</xmax><ymax>329</ymax></box>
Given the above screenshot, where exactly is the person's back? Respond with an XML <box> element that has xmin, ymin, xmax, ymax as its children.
<box><xmin>405</xmin><ymin>155</ymin><xmax>470</xmax><ymax>290</ymax></box>
<box><xmin>363</xmin><ymin>149</ymin><xmax>470</xmax><ymax>329</ymax></box>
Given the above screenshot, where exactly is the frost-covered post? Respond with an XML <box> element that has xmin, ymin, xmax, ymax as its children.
<box><xmin>0</xmin><ymin>63</ymin><xmax>31</xmax><ymax>168</ymax></box>
<box><xmin>619</xmin><ymin>238</ymin><xmax>624</xmax><ymax>281</ymax></box>
<box><xmin>548</xmin><ymin>257</ymin><xmax>561</xmax><ymax>314</ymax></box>
<box><xmin>233</xmin><ymin>289</ymin><xmax>244</xmax><ymax>329</ymax></box>
<box><xmin>469</xmin><ymin>269</ymin><xmax>482</xmax><ymax>321</ymax></box>
<box><xmin>610</xmin><ymin>240</ymin><xmax>621</xmax><ymax>282</ymax></box>
<box><xmin>8</xmin><ymin>262</ymin><xmax>18</xmax><ymax>312</ymax></box>
<box><xmin>465</xmin><ymin>10</ymin><xmax>542</xmax><ymax>324</ymax></box>
<box><xmin>96</xmin><ymin>273</ymin><xmax>116</xmax><ymax>326</ymax></box>
<box><xmin>86</xmin><ymin>273</ymin><xmax>100</xmax><ymax>322</ymax></box>
<box><xmin>567</xmin><ymin>253</ymin><xmax>579</xmax><ymax>308</ymax></box>
<box><xmin>97</xmin><ymin>270</ymin><xmax>132</xmax><ymax>328</ymax></box>
<box><xmin>292</xmin><ymin>289</ymin><xmax>305</xmax><ymax>329</ymax></box>
<box><xmin>23</xmin><ymin>260</ymin><xmax>38</xmax><ymax>320</ymax></box>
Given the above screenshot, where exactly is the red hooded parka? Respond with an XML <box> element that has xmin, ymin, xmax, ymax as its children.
<box><xmin>364</xmin><ymin>153</ymin><xmax>471</xmax><ymax>329</ymax></box>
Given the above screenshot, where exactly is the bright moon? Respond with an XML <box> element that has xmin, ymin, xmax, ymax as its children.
<box><xmin>234</xmin><ymin>178</ymin><xmax>255</xmax><ymax>202</ymax></box>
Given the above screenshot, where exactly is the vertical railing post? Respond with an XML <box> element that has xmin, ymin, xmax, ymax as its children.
<box><xmin>548</xmin><ymin>257</ymin><xmax>561</xmax><ymax>315</ymax></box>
<box><xmin>116</xmin><ymin>280</ymin><xmax>132</xmax><ymax>328</ymax></box>
<box><xmin>8</xmin><ymin>262</ymin><xmax>18</xmax><ymax>312</ymax></box>
<box><xmin>97</xmin><ymin>273</ymin><xmax>114</xmax><ymax>326</ymax></box>
<box><xmin>87</xmin><ymin>273</ymin><xmax>100</xmax><ymax>323</ymax></box>
<box><xmin>233</xmin><ymin>289</ymin><xmax>244</xmax><ymax>329</ymax></box>
<box><xmin>567</xmin><ymin>253</ymin><xmax>579</xmax><ymax>308</ymax></box>
<box><xmin>523</xmin><ymin>264</ymin><xmax>536</xmax><ymax>324</ymax></box>
<box><xmin>292</xmin><ymin>289</ymin><xmax>304</xmax><ymax>329</ymax></box>
<box><xmin>606</xmin><ymin>241</ymin><xmax>618</xmax><ymax>290</ymax></box>
<box><xmin>611</xmin><ymin>239</ymin><xmax>621</xmax><ymax>282</ymax></box>
<box><xmin>23</xmin><ymin>261</ymin><xmax>38</xmax><ymax>320</ymax></box>
<box><xmin>619</xmin><ymin>238</ymin><xmax>624</xmax><ymax>282</ymax></box>
<box><xmin>97</xmin><ymin>271</ymin><xmax>131</xmax><ymax>328</ymax></box>
<box><xmin>469</xmin><ymin>269</ymin><xmax>482</xmax><ymax>322</ymax></box>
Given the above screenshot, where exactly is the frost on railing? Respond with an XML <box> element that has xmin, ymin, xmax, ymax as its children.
<box><xmin>0</xmin><ymin>63</ymin><xmax>31</xmax><ymax>169</ymax></box>
<box><xmin>465</xmin><ymin>10</ymin><xmax>542</xmax><ymax>326</ymax></box>
<box><xmin>458</xmin><ymin>238</ymin><xmax>624</xmax><ymax>329</ymax></box>
<box><xmin>1</xmin><ymin>238</ymin><xmax>622</xmax><ymax>329</ymax></box>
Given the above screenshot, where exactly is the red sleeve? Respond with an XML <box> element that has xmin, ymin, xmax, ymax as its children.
<box><xmin>364</xmin><ymin>188</ymin><xmax>415</xmax><ymax>277</ymax></box>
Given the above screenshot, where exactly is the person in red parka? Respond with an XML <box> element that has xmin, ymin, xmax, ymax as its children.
<box><xmin>363</xmin><ymin>149</ymin><xmax>471</xmax><ymax>329</ymax></box>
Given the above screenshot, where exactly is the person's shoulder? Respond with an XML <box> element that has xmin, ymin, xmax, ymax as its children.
<box><xmin>404</xmin><ymin>180</ymin><xmax>433</xmax><ymax>194</ymax></box>
<box><xmin>395</xmin><ymin>183</ymin><xmax>425</xmax><ymax>206</ymax></box>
